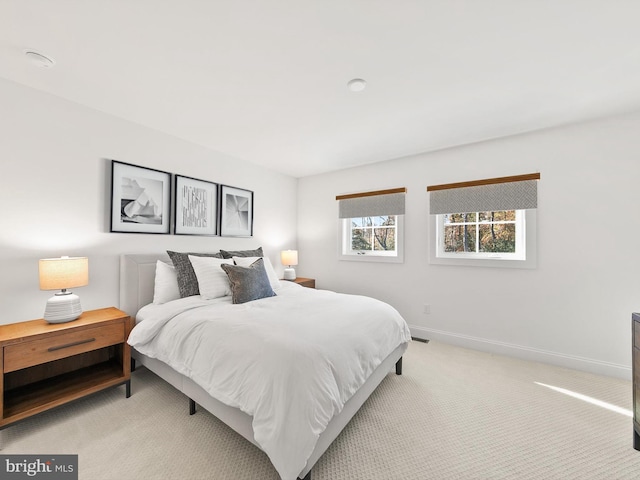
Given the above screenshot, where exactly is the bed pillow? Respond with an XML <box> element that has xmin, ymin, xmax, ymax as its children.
<box><xmin>167</xmin><ymin>250</ymin><xmax>223</xmax><ymax>297</ymax></box>
<box><xmin>219</xmin><ymin>247</ymin><xmax>263</xmax><ymax>259</ymax></box>
<box><xmin>232</xmin><ymin>256</ymin><xmax>281</xmax><ymax>290</ymax></box>
<box><xmin>188</xmin><ymin>255</ymin><xmax>233</xmax><ymax>300</ymax></box>
<box><xmin>221</xmin><ymin>258</ymin><xmax>276</xmax><ymax>304</ymax></box>
<box><xmin>152</xmin><ymin>260</ymin><xmax>181</xmax><ymax>304</ymax></box>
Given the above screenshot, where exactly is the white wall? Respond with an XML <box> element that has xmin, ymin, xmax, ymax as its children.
<box><xmin>0</xmin><ymin>78</ymin><xmax>298</xmax><ymax>324</ymax></box>
<box><xmin>298</xmin><ymin>111</ymin><xmax>640</xmax><ymax>379</ymax></box>
<box><xmin>3</xmin><ymin>75</ymin><xmax>638</xmax><ymax>379</ymax></box>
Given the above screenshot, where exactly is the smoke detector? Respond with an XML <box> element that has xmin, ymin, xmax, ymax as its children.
<box><xmin>24</xmin><ymin>50</ymin><xmax>55</xmax><ymax>68</ymax></box>
<box><xmin>347</xmin><ymin>78</ymin><xmax>367</xmax><ymax>92</ymax></box>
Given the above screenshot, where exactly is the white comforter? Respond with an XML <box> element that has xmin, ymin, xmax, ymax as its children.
<box><xmin>128</xmin><ymin>282</ymin><xmax>411</xmax><ymax>480</ymax></box>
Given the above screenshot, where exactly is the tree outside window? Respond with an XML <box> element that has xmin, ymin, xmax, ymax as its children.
<box><xmin>443</xmin><ymin>210</ymin><xmax>516</xmax><ymax>254</ymax></box>
<box><xmin>351</xmin><ymin>216</ymin><xmax>396</xmax><ymax>253</ymax></box>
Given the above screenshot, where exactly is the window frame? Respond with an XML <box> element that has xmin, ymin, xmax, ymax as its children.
<box><xmin>339</xmin><ymin>215</ymin><xmax>404</xmax><ymax>263</ymax></box>
<box><xmin>429</xmin><ymin>209</ymin><xmax>537</xmax><ymax>269</ymax></box>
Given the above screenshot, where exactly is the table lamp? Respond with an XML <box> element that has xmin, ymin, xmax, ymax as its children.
<box><xmin>39</xmin><ymin>256</ymin><xmax>89</xmax><ymax>323</ymax></box>
<box><xmin>280</xmin><ymin>250</ymin><xmax>298</xmax><ymax>280</ymax></box>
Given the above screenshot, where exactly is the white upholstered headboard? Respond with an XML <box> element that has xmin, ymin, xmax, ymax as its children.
<box><xmin>119</xmin><ymin>254</ymin><xmax>170</xmax><ymax>319</ymax></box>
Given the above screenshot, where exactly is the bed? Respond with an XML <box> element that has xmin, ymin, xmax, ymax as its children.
<box><xmin>120</xmin><ymin>253</ymin><xmax>411</xmax><ymax>480</ymax></box>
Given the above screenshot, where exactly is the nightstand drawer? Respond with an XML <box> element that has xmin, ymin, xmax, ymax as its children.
<box><xmin>4</xmin><ymin>322</ymin><xmax>124</xmax><ymax>373</ymax></box>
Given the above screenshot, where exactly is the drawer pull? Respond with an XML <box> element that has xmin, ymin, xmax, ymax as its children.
<box><xmin>48</xmin><ymin>338</ymin><xmax>96</xmax><ymax>352</ymax></box>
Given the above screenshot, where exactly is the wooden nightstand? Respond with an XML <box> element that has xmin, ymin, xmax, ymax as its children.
<box><xmin>0</xmin><ymin>307</ymin><xmax>133</xmax><ymax>428</ymax></box>
<box><xmin>285</xmin><ymin>277</ymin><xmax>316</xmax><ymax>289</ymax></box>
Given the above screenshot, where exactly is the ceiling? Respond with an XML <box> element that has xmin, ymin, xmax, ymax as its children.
<box><xmin>2</xmin><ymin>1</ymin><xmax>640</xmax><ymax>178</ymax></box>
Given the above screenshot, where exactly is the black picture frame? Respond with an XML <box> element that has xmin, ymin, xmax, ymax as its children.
<box><xmin>174</xmin><ymin>175</ymin><xmax>218</xmax><ymax>236</ymax></box>
<box><xmin>110</xmin><ymin>160</ymin><xmax>171</xmax><ymax>234</ymax></box>
<box><xmin>219</xmin><ymin>185</ymin><xmax>254</xmax><ymax>237</ymax></box>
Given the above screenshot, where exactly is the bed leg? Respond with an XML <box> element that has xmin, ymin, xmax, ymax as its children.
<box><xmin>131</xmin><ymin>358</ymin><xmax>136</xmax><ymax>372</ymax></box>
<box><xmin>189</xmin><ymin>399</ymin><xmax>197</xmax><ymax>415</ymax></box>
<box><xmin>297</xmin><ymin>471</ymin><xmax>311</xmax><ymax>480</ymax></box>
<box><xmin>395</xmin><ymin>357</ymin><xmax>403</xmax><ymax>375</ymax></box>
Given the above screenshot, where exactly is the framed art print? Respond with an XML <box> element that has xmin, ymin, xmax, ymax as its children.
<box><xmin>220</xmin><ymin>185</ymin><xmax>253</xmax><ymax>237</ymax></box>
<box><xmin>110</xmin><ymin>160</ymin><xmax>171</xmax><ymax>234</ymax></box>
<box><xmin>174</xmin><ymin>175</ymin><xmax>218</xmax><ymax>236</ymax></box>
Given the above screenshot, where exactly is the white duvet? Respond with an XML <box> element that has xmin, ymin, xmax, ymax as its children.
<box><xmin>127</xmin><ymin>282</ymin><xmax>411</xmax><ymax>480</ymax></box>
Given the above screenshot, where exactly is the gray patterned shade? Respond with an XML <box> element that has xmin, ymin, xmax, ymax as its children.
<box><xmin>429</xmin><ymin>179</ymin><xmax>537</xmax><ymax>215</ymax></box>
<box><xmin>338</xmin><ymin>192</ymin><xmax>405</xmax><ymax>218</ymax></box>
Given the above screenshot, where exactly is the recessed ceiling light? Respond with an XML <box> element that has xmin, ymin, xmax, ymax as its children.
<box><xmin>347</xmin><ymin>78</ymin><xmax>367</xmax><ymax>92</ymax></box>
<box><xmin>24</xmin><ymin>50</ymin><xmax>55</xmax><ymax>68</ymax></box>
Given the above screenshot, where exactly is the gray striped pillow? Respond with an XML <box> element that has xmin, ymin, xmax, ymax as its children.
<box><xmin>167</xmin><ymin>250</ymin><xmax>223</xmax><ymax>298</ymax></box>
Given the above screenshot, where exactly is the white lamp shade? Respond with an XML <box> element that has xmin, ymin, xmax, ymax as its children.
<box><xmin>39</xmin><ymin>257</ymin><xmax>89</xmax><ymax>291</ymax></box>
<box><xmin>280</xmin><ymin>250</ymin><xmax>298</xmax><ymax>267</ymax></box>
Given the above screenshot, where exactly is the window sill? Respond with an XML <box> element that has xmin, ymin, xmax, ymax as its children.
<box><xmin>428</xmin><ymin>255</ymin><xmax>535</xmax><ymax>269</ymax></box>
<box><xmin>339</xmin><ymin>253</ymin><xmax>404</xmax><ymax>264</ymax></box>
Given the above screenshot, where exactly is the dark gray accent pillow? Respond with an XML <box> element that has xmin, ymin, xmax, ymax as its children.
<box><xmin>220</xmin><ymin>258</ymin><xmax>276</xmax><ymax>304</ymax></box>
<box><xmin>166</xmin><ymin>250</ymin><xmax>223</xmax><ymax>298</ymax></box>
<box><xmin>220</xmin><ymin>247</ymin><xmax>264</xmax><ymax>259</ymax></box>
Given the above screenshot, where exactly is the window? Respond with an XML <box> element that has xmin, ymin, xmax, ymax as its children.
<box><xmin>336</xmin><ymin>188</ymin><xmax>405</xmax><ymax>263</ymax></box>
<box><xmin>427</xmin><ymin>173</ymin><xmax>539</xmax><ymax>269</ymax></box>
<box><xmin>340</xmin><ymin>215</ymin><xmax>404</xmax><ymax>262</ymax></box>
<box><xmin>350</xmin><ymin>216</ymin><xmax>397</xmax><ymax>253</ymax></box>
<box><xmin>436</xmin><ymin>209</ymin><xmax>527</xmax><ymax>259</ymax></box>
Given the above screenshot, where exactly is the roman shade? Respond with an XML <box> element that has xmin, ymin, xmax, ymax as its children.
<box><xmin>427</xmin><ymin>173</ymin><xmax>539</xmax><ymax>215</ymax></box>
<box><xmin>336</xmin><ymin>188</ymin><xmax>406</xmax><ymax>218</ymax></box>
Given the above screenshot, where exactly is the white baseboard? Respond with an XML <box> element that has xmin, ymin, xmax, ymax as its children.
<box><xmin>410</xmin><ymin>325</ymin><xmax>631</xmax><ymax>380</ymax></box>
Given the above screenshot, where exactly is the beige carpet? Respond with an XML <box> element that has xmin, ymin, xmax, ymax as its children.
<box><xmin>2</xmin><ymin>341</ymin><xmax>639</xmax><ymax>479</ymax></box>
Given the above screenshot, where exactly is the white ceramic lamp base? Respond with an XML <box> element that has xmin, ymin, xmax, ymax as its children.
<box><xmin>44</xmin><ymin>292</ymin><xmax>83</xmax><ymax>323</ymax></box>
<box><xmin>283</xmin><ymin>267</ymin><xmax>296</xmax><ymax>280</ymax></box>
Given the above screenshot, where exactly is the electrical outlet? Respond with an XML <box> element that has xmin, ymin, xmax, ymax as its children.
<box><xmin>423</xmin><ymin>304</ymin><xmax>431</xmax><ymax>314</ymax></box>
